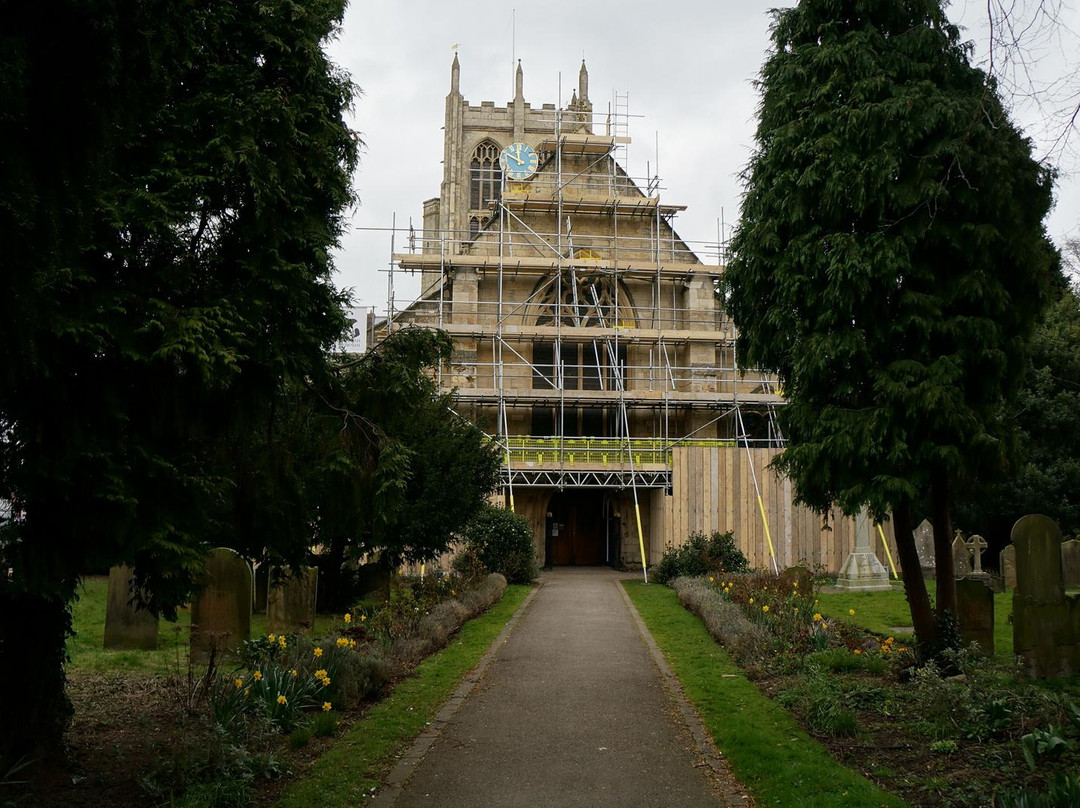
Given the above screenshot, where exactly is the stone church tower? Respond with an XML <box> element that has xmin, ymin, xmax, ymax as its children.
<box><xmin>387</xmin><ymin>58</ymin><xmax>893</xmax><ymax>576</ymax></box>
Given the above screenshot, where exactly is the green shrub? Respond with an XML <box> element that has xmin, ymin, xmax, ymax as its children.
<box><xmin>454</xmin><ymin>504</ymin><xmax>537</xmax><ymax>584</ymax></box>
<box><xmin>652</xmin><ymin>531</ymin><xmax>748</xmax><ymax>585</ymax></box>
<box><xmin>996</xmin><ymin>773</ymin><xmax>1080</xmax><ymax>808</ymax></box>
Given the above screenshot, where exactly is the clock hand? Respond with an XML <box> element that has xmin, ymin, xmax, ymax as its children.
<box><xmin>505</xmin><ymin>152</ymin><xmax>524</xmax><ymax>165</ymax></box>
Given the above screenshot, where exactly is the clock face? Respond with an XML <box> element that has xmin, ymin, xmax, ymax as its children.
<box><xmin>499</xmin><ymin>142</ymin><xmax>539</xmax><ymax>181</ymax></box>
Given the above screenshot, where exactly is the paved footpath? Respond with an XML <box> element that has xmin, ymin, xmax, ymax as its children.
<box><xmin>371</xmin><ymin>568</ymin><xmax>747</xmax><ymax>808</ymax></box>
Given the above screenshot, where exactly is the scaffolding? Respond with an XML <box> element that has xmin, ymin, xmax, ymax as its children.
<box><xmin>379</xmin><ymin>92</ymin><xmax>785</xmax><ymax>495</ymax></box>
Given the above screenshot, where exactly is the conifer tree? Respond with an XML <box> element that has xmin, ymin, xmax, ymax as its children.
<box><xmin>722</xmin><ymin>0</ymin><xmax>1060</xmax><ymax>646</ymax></box>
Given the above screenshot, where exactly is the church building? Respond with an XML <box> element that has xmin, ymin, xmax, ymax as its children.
<box><xmin>384</xmin><ymin>57</ymin><xmax>896</xmax><ymax>574</ymax></box>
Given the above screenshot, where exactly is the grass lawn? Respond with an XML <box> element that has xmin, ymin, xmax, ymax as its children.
<box><xmin>69</xmin><ymin>576</ymin><xmax>348</xmax><ymax>674</ymax></box>
<box><xmin>815</xmin><ymin>580</ymin><xmax>1015</xmax><ymax>658</ymax></box>
<box><xmin>275</xmin><ymin>584</ymin><xmax>531</xmax><ymax>806</ymax></box>
<box><xmin>624</xmin><ymin>580</ymin><xmax>906</xmax><ymax>808</ymax></box>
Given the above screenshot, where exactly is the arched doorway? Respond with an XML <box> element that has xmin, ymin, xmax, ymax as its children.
<box><xmin>545</xmin><ymin>490</ymin><xmax>616</xmax><ymax>566</ymax></box>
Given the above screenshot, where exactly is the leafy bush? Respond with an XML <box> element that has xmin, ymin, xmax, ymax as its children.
<box><xmin>996</xmin><ymin>773</ymin><xmax>1080</xmax><ymax>808</ymax></box>
<box><xmin>671</xmin><ymin>577</ymin><xmax>772</xmax><ymax>663</ymax></box>
<box><xmin>652</xmin><ymin>531</ymin><xmax>748</xmax><ymax>584</ymax></box>
<box><xmin>454</xmin><ymin>504</ymin><xmax>537</xmax><ymax>584</ymax></box>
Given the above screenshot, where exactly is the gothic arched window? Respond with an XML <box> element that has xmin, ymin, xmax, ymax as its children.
<box><xmin>469</xmin><ymin>141</ymin><xmax>502</xmax><ymax>211</ymax></box>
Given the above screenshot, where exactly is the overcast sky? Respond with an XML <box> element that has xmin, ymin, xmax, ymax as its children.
<box><xmin>325</xmin><ymin>2</ymin><xmax>1080</xmax><ymax>312</ymax></box>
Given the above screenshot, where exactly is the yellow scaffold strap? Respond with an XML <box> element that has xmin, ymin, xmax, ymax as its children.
<box><xmin>635</xmin><ymin>502</ymin><xmax>648</xmax><ymax>584</ymax></box>
<box><xmin>755</xmin><ymin>493</ymin><xmax>778</xmax><ymax>573</ymax></box>
<box><xmin>876</xmin><ymin>523</ymin><xmax>899</xmax><ymax>579</ymax></box>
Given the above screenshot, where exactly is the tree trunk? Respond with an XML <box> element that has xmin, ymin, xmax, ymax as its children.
<box><xmin>0</xmin><ymin>591</ymin><xmax>74</xmax><ymax>767</ymax></box>
<box><xmin>931</xmin><ymin>468</ymin><xmax>957</xmax><ymax>619</ymax></box>
<box><xmin>892</xmin><ymin>502</ymin><xmax>937</xmax><ymax>647</ymax></box>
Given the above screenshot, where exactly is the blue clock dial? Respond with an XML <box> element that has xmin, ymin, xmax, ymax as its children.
<box><xmin>500</xmin><ymin>142</ymin><xmax>539</xmax><ymax>181</ymax></box>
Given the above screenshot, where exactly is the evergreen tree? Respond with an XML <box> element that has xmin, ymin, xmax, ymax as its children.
<box><xmin>0</xmin><ymin>0</ymin><xmax>357</xmax><ymax>762</ymax></box>
<box><xmin>722</xmin><ymin>0</ymin><xmax>1060</xmax><ymax>647</ymax></box>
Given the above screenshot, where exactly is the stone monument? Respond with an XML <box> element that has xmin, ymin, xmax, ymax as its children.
<box><xmin>1012</xmin><ymin>514</ymin><xmax>1080</xmax><ymax>678</ymax></box>
<box><xmin>266</xmin><ymin>566</ymin><xmax>319</xmax><ymax>635</ymax></box>
<box><xmin>956</xmin><ymin>578</ymin><xmax>995</xmax><ymax>656</ymax></box>
<box><xmin>103</xmin><ymin>565</ymin><xmax>159</xmax><ymax>650</ymax></box>
<box><xmin>190</xmin><ymin>547</ymin><xmax>253</xmax><ymax>658</ymax></box>
<box><xmin>1061</xmin><ymin>539</ymin><xmax>1080</xmax><ymax>589</ymax></box>
<box><xmin>913</xmin><ymin>519</ymin><xmax>937</xmax><ymax>579</ymax></box>
<box><xmin>835</xmin><ymin>507</ymin><xmax>891</xmax><ymax>591</ymax></box>
<box><xmin>1000</xmin><ymin>544</ymin><xmax>1017</xmax><ymax>590</ymax></box>
<box><xmin>952</xmin><ymin>531</ymin><xmax>972</xmax><ymax>576</ymax></box>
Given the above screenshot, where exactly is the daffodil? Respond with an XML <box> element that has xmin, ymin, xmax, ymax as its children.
<box><xmin>322</xmin><ymin>677</ymin><xmax>331</xmax><ymax>687</ymax></box>
<box><xmin>268</xmin><ymin>633</ymin><xmax>276</xmax><ymax>643</ymax></box>
<box><xmin>749</xmin><ymin>597</ymin><xmax>754</xmax><ymax>605</ymax></box>
<box><xmin>336</xmin><ymin>637</ymin><xmax>349</xmax><ymax>647</ymax></box>
<box><xmin>322</xmin><ymin>702</ymin><xmax>332</xmax><ymax>712</ymax></box>
<box><xmin>315</xmin><ymin>669</ymin><xmax>328</xmax><ymax>679</ymax></box>
<box><xmin>253</xmin><ymin>670</ymin><xmax>262</xmax><ymax>681</ymax></box>
<box><xmin>277</xmin><ymin>694</ymin><xmax>287</xmax><ymax>705</ymax></box>
<box><xmin>290</xmin><ymin>669</ymin><xmax>298</xmax><ymax>678</ymax></box>
<box><xmin>343</xmin><ymin>613</ymin><xmax>352</xmax><ymax>624</ymax></box>
<box><xmin>234</xmin><ymin>678</ymin><xmax>244</xmax><ymax>689</ymax></box>
<box><xmin>813</xmin><ymin>613</ymin><xmax>822</xmax><ymax>622</ymax></box>
<box><xmin>848</xmin><ymin>609</ymin><xmax>855</xmax><ymax>616</ymax></box>
<box><xmin>313</xmin><ymin>647</ymin><xmax>323</xmax><ymax>658</ymax></box>
<box><xmin>762</xmin><ymin>605</ymin><xmax>769</xmax><ymax>613</ymax></box>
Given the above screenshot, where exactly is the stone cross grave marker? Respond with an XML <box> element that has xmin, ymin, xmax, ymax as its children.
<box><xmin>952</xmin><ymin>531</ymin><xmax>972</xmax><ymax>576</ymax></box>
<box><xmin>266</xmin><ymin>566</ymin><xmax>319</xmax><ymax>635</ymax></box>
<box><xmin>967</xmin><ymin>534</ymin><xmax>989</xmax><ymax>576</ymax></box>
<box><xmin>190</xmin><ymin>547</ymin><xmax>252</xmax><ymax>658</ymax></box>
<box><xmin>104</xmin><ymin>565</ymin><xmax>159</xmax><ymax>650</ymax></box>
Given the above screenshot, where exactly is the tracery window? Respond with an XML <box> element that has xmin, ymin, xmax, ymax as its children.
<box><xmin>533</xmin><ymin>271</ymin><xmax>635</xmax><ymax>328</ymax></box>
<box><xmin>469</xmin><ymin>141</ymin><xmax>502</xmax><ymax>211</ymax></box>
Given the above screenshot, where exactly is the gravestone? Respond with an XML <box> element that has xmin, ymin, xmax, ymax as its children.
<box><xmin>356</xmin><ymin>561</ymin><xmax>393</xmax><ymax>603</ymax></box>
<box><xmin>1061</xmin><ymin>539</ymin><xmax>1080</xmax><ymax>590</ymax></box>
<box><xmin>190</xmin><ymin>547</ymin><xmax>252</xmax><ymax>658</ymax></box>
<box><xmin>1001</xmin><ymin>545</ymin><xmax>1017</xmax><ymax>591</ymax></box>
<box><xmin>956</xmin><ymin>578</ymin><xmax>995</xmax><ymax>656</ymax></box>
<box><xmin>913</xmin><ymin>519</ymin><xmax>936</xmax><ymax>579</ymax></box>
<box><xmin>1012</xmin><ymin>514</ymin><xmax>1080</xmax><ymax>678</ymax></box>
<box><xmin>253</xmin><ymin>563</ymin><xmax>269</xmax><ymax>614</ymax></box>
<box><xmin>952</xmin><ymin>532</ymin><xmax>972</xmax><ymax>576</ymax></box>
<box><xmin>103</xmin><ymin>565</ymin><xmax>159</xmax><ymax>650</ymax></box>
<box><xmin>266</xmin><ymin>566</ymin><xmax>319</xmax><ymax>635</ymax></box>
<box><xmin>835</xmin><ymin>507</ymin><xmax>890</xmax><ymax>591</ymax></box>
<box><xmin>968</xmin><ymin>534</ymin><xmax>989</xmax><ymax>576</ymax></box>
<box><xmin>782</xmin><ymin>565</ymin><xmax>814</xmax><ymax>595</ymax></box>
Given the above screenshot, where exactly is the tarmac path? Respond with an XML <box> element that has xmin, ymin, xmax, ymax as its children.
<box><xmin>371</xmin><ymin>568</ymin><xmax>747</xmax><ymax>808</ymax></box>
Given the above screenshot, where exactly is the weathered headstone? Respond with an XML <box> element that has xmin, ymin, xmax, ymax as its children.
<box><xmin>782</xmin><ymin>565</ymin><xmax>814</xmax><ymax>595</ymax></box>
<box><xmin>835</xmin><ymin>507</ymin><xmax>891</xmax><ymax>591</ymax></box>
<box><xmin>266</xmin><ymin>566</ymin><xmax>319</xmax><ymax>635</ymax></box>
<box><xmin>1001</xmin><ymin>544</ymin><xmax>1017</xmax><ymax>591</ymax></box>
<box><xmin>253</xmin><ymin>563</ymin><xmax>269</xmax><ymax>614</ymax></box>
<box><xmin>1061</xmin><ymin>539</ymin><xmax>1080</xmax><ymax>590</ymax></box>
<box><xmin>913</xmin><ymin>519</ymin><xmax>936</xmax><ymax>579</ymax></box>
<box><xmin>356</xmin><ymin>561</ymin><xmax>392</xmax><ymax>603</ymax></box>
<box><xmin>103</xmin><ymin>565</ymin><xmax>159</xmax><ymax>650</ymax></box>
<box><xmin>190</xmin><ymin>547</ymin><xmax>252</xmax><ymax>658</ymax></box>
<box><xmin>956</xmin><ymin>578</ymin><xmax>995</xmax><ymax>656</ymax></box>
<box><xmin>952</xmin><ymin>532</ymin><xmax>972</xmax><ymax>576</ymax></box>
<box><xmin>1012</xmin><ymin>514</ymin><xmax>1080</xmax><ymax>678</ymax></box>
